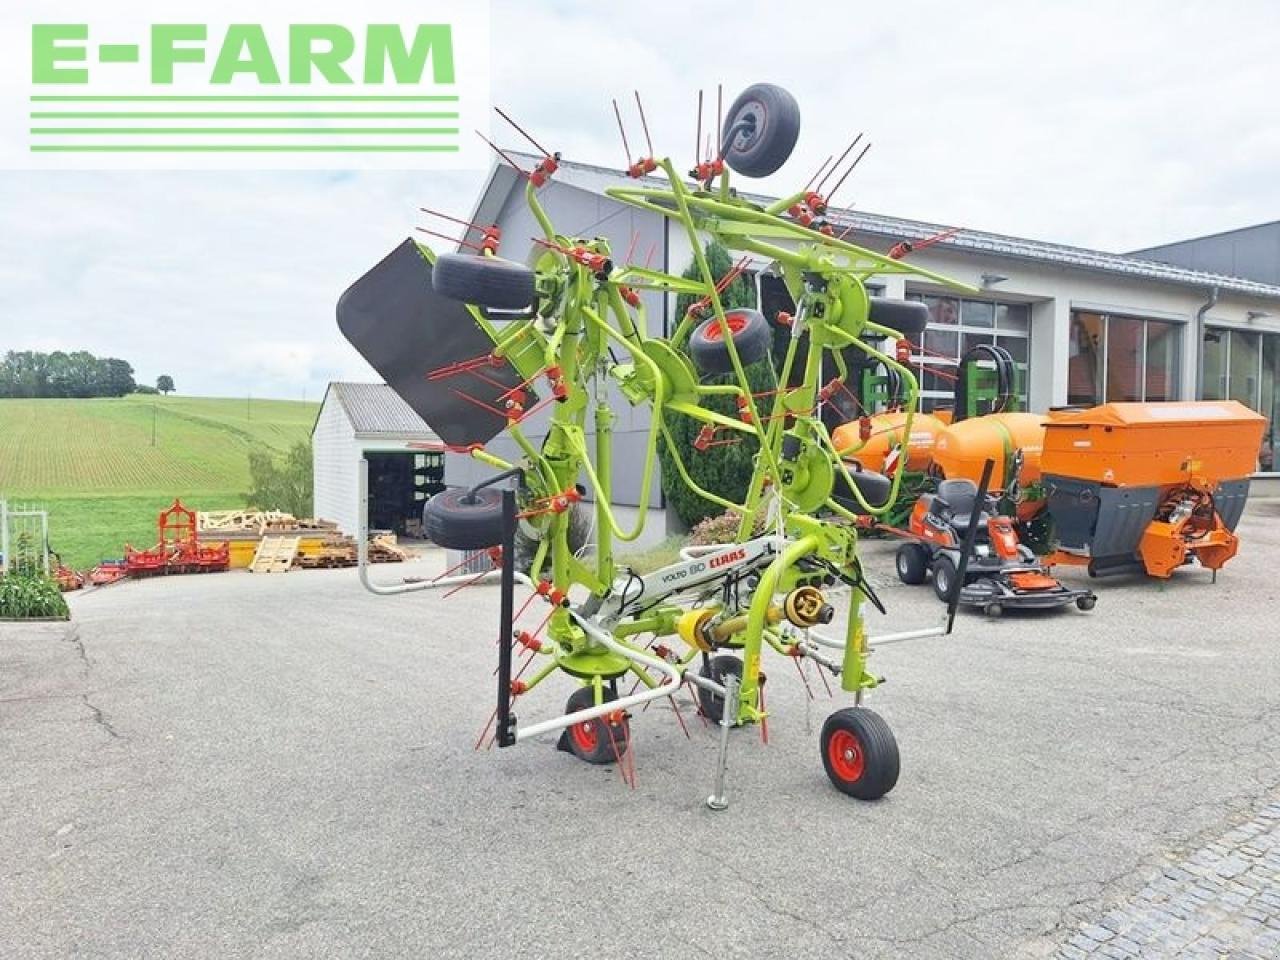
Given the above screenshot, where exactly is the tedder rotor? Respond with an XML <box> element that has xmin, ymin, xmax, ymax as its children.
<box><xmin>338</xmin><ymin>82</ymin><xmax>983</xmax><ymax>808</ymax></box>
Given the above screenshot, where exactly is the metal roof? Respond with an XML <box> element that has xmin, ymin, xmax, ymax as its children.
<box><xmin>492</xmin><ymin>151</ymin><xmax>1280</xmax><ymax>302</ymax></box>
<box><xmin>324</xmin><ymin>382</ymin><xmax>440</xmax><ymax>438</ymax></box>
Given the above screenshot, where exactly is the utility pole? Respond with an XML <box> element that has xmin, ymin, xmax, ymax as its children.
<box><xmin>247</xmin><ymin>392</ymin><xmax>252</xmax><ymax>421</ymax></box>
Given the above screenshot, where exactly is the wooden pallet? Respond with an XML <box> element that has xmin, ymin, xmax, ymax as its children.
<box><xmin>249</xmin><ymin>535</ymin><xmax>300</xmax><ymax>573</ymax></box>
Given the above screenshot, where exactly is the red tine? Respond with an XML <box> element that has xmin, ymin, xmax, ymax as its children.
<box><xmin>634</xmin><ymin>90</ymin><xmax>654</xmax><ymax>157</ymax></box>
<box><xmin>827</xmin><ymin>141</ymin><xmax>872</xmax><ymax>202</ymax></box>
<box><xmin>816</xmin><ymin>132</ymin><xmax>862</xmax><ymax>192</ymax></box>
<box><xmin>415</xmin><ymin>227</ymin><xmax>485</xmax><ymax>252</ymax></box>
<box><xmin>804</xmin><ymin>155</ymin><xmax>833</xmax><ymax>192</ymax></box>
<box><xmin>612</xmin><ymin>98</ymin><xmax>633</xmax><ymax>167</ymax></box>
<box><xmin>493</xmin><ymin>105</ymin><xmax>552</xmax><ymax>158</ymax></box>
<box><xmin>475</xmin><ymin>130</ymin><xmax>529</xmax><ymax>177</ymax></box>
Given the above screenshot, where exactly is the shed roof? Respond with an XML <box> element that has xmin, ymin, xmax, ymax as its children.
<box><xmin>476</xmin><ymin>151</ymin><xmax>1280</xmax><ymax>302</ymax></box>
<box><xmin>319</xmin><ymin>382</ymin><xmax>441</xmax><ymax>439</ymax></box>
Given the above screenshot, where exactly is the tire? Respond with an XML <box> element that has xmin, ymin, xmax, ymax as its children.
<box><xmin>895</xmin><ymin>543</ymin><xmax>929</xmax><ymax>585</ymax></box>
<box><xmin>1076</xmin><ymin>595</ymin><xmax>1097</xmax><ymax>611</ymax></box>
<box><xmin>820</xmin><ymin>707</ymin><xmax>900</xmax><ymax>800</ymax></box>
<box><xmin>720</xmin><ymin>83</ymin><xmax>801</xmax><ymax>178</ymax></box>
<box><xmin>557</xmin><ymin>687</ymin><xmax>628</xmax><ymax>765</ymax></box>
<box><xmin>697</xmin><ymin>654</ymin><xmax>752</xmax><ymax>725</ymax></box>
<box><xmin>688</xmin><ymin>308</ymin><xmax>772</xmax><ymax>375</ymax></box>
<box><xmin>867</xmin><ymin>298</ymin><xmax>929</xmax><ymax>336</ymax></box>
<box><xmin>431</xmin><ymin>253</ymin><xmax>536</xmax><ymax>311</ymax></box>
<box><xmin>422</xmin><ymin>487</ymin><xmax>505</xmax><ymax>550</ymax></box>
<box><xmin>932</xmin><ymin>553</ymin><xmax>959</xmax><ymax>603</ymax></box>
<box><xmin>984</xmin><ymin>602</ymin><xmax>1004</xmax><ymax>617</ymax></box>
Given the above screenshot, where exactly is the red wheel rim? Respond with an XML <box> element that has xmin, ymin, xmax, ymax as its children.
<box><xmin>828</xmin><ymin>729</ymin><xmax>865</xmax><ymax>782</ymax></box>
<box><xmin>702</xmin><ymin>312</ymin><xmax>749</xmax><ymax>341</ymax></box>
<box><xmin>570</xmin><ymin>717</ymin><xmax>598</xmax><ymax>753</ymax></box>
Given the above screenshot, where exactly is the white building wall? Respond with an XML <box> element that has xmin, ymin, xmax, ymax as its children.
<box><xmin>312</xmin><ymin>395</ymin><xmax>359</xmax><ymax>534</ymax></box>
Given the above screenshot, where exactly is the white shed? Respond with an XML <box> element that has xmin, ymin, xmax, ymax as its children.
<box><xmin>312</xmin><ymin>382</ymin><xmax>444</xmax><ymax>536</ymax></box>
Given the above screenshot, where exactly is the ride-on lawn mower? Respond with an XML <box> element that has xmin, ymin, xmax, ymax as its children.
<box><xmin>896</xmin><ymin>475</ymin><xmax>1096</xmax><ymax>616</ymax></box>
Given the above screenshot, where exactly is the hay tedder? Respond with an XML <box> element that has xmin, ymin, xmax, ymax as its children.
<box><xmin>339</xmin><ymin>82</ymin><xmax>987</xmax><ymax>807</ymax></box>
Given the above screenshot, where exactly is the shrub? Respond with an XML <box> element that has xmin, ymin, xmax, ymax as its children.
<box><xmin>245</xmin><ymin>440</ymin><xmax>313</xmax><ymax>517</ymax></box>
<box><xmin>688</xmin><ymin>508</ymin><xmax>768</xmax><ymax>546</ymax></box>
<box><xmin>658</xmin><ymin>239</ymin><xmax>776</xmax><ymax>529</ymax></box>
<box><xmin>0</xmin><ymin>573</ymin><xmax>70</xmax><ymax>620</ymax></box>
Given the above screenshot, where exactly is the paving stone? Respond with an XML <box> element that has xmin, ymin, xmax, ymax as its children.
<box><xmin>1053</xmin><ymin>797</ymin><xmax>1280</xmax><ymax>959</ymax></box>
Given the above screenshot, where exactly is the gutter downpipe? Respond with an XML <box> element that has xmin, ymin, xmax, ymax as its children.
<box><xmin>1195</xmin><ymin>285</ymin><xmax>1219</xmax><ymax>398</ymax></box>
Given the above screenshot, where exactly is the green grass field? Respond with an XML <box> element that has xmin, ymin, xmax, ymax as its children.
<box><xmin>0</xmin><ymin>395</ymin><xmax>317</xmax><ymax>569</ymax></box>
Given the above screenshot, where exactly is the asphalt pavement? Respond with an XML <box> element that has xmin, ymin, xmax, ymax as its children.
<box><xmin>3</xmin><ymin>505</ymin><xmax>1279</xmax><ymax>959</ymax></box>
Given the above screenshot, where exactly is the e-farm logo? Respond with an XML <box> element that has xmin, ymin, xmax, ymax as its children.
<box><xmin>2</xmin><ymin>1</ymin><xmax>490</xmax><ymax>170</ymax></box>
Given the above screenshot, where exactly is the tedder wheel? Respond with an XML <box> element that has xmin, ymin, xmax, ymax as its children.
<box><xmin>867</xmin><ymin>298</ymin><xmax>930</xmax><ymax>336</ymax></box>
<box><xmin>984</xmin><ymin>602</ymin><xmax>1004</xmax><ymax>617</ymax></box>
<box><xmin>720</xmin><ymin>83</ymin><xmax>801</xmax><ymax>178</ymax></box>
<box><xmin>558</xmin><ymin>687</ymin><xmax>629</xmax><ymax>765</ymax></box>
<box><xmin>820</xmin><ymin>707</ymin><xmax>900</xmax><ymax>800</ymax></box>
<box><xmin>1076</xmin><ymin>595</ymin><xmax>1097</xmax><ymax>611</ymax></box>
<box><xmin>422</xmin><ymin>488</ymin><xmax>505</xmax><ymax>550</ymax></box>
<box><xmin>931</xmin><ymin>553</ymin><xmax>959</xmax><ymax>604</ymax></box>
<box><xmin>895</xmin><ymin>542</ymin><xmax>930</xmax><ymax>586</ymax></box>
<box><xmin>431</xmin><ymin>252</ymin><xmax>537</xmax><ymax>311</ymax></box>
<box><xmin>696</xmin><ymin>654</ymin><xmax>760</xmax><ymax>725</ymax></box>
<box><xmin>688</xmin><ymin>308</ymin><xmax>772</xmax><ymax>376</ymax></box>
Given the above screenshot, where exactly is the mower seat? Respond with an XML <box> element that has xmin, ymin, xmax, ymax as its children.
<box><xmin>933</xmin><ymin>478</ymin><xmax>992</xmax><ymax>536</ymax></box>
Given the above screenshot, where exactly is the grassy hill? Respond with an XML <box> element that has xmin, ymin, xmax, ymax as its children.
<box><xmin>0</xmin><ymin>395</ymin><xmax>318</xmax><ymax>569</ymax></box>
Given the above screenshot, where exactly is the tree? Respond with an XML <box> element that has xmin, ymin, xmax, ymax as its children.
<box><xmin>657</xmin><ymin>239</ymin><xmax>774</xmax><ymax>529</ymax></box>
<box><xmin>245</xmin><ymin>441</ymin><xmax>313</xmax><ymax>518</ymax></box>
<box><xmin>156</xmin><ymin>375</ymin><xmax>175</xmax><ymax>395</ymax></box>
<box><xmin>0</xmin><ymin>349</ymin><xmax>140</xmax><ymax>398</ymax></box>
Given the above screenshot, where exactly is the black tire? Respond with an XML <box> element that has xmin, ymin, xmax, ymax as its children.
<box><xmin>431</xmin><ymin>253</ymin><xmax>536</xmax><ymax>311</ymax></box>
<box><xmin>868</xmin><ymin>298</ymin><xmax>929</xmax><ymax>336</ymax></box>
<box><xmin>932</xmin><ymin>553</ymin><xmax>959</xmax><ymax>603</ymax></box>
<box><xmin>422</xmin><ymin>487</ymin><xmax>504</xmax><ymax>550</ymax></box>
<box><xmin>557</xmin><ymin>687</ymin><xmax>628</xmax><ymax>765</ymax></box>
<box><xmin>688</xmin><ymin>308</ymin><xmax>772</xmax><ymax>375</ymax></box>
<box><xmin>820</xmin><ymin>707</ymin><xmax>900</xmax><ymax>800</ymax></box>
<box><xmin>895</xmin><ymin>543</ymin><xmax>929</xmax><ymax>585</ymax></box>
<box><xmin>1076</xmin><ymin>595</ymin><xmax>1097</xmax><ymax>611</ymax></box>
<box><xmin>984</xmin><ymin>602</ymin><xmax>1004</xmax><ymax>617</ymax></box>
<box><xmin>697</xmin><ymin>654</ymin><xmax>753</xmax><ymax>725</ymax></box>
<box><xmin>720</xmin><ymin>83</ymin><xmax>801</xmax><ymax>178</ymax></box>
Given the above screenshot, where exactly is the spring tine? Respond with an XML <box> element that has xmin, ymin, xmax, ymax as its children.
<box><xmin>419</xmin><ymin>206</ymin><xmax>487</xmax><ymax>231</ymax></box>
<box><xmin>612</xmin><ymin>98</ymin><xmax>632</xmax><ymax>166</ymax></box>
<box><xmin>715</xmin><ymin>83</ymin><xmax>722</xmax><ymax>149</ymax></box>
<box><xmin>475</xmin><ymin>130</ymin><xmax>528</xmax><ymax>177</ymax></box>
<box><xmin>634</xmin><ymin>90</ymin><xmax>654</xmax><ymax>157</ymax></box>
<box><xmin>415</xmin><ymin>227</ymin><xmax>485</xmax><ymax>252</ymax></box>
<box><xmin>694</xmin><ymin>89</ymin><xmax>703</xmax><ymax>166</ymax></box>
<box><xmin>493</xmin><ymin>105</ymin><xmax>552</xmax><ymax>158</ymax></box>
<box><xmin>827</xmin><ymin>141</ymin><xmax>872</xmax><ymax>202</ymax></box>
<box><xmin>804</xmin><ymin>154</ymin><xmax>833</xmax><ymax>192</ymax></box>
<box><xmin>816</xmin><ymin>132</ymin><xmax>862</xmax><ymax>192</ymax></box>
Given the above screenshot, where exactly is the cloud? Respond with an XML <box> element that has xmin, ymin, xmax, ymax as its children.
<box><xmin>2</xmin><ymin>0</ymin><xmax>1278</xmax><ymax>398</ymax></box>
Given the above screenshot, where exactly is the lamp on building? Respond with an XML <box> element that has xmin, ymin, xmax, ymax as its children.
<box><xmin>1246</xmin><ymin>310</ymin><xmax>1271</xmax><ymax>323</ymax></box>
<box><xmin>981</xmin><ymin>273</ymin><xmax>1008</xmax><ymax>288</ymax></box>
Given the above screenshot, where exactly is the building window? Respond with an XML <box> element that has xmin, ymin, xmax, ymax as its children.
<box><xmin>906</xmin><ymin>294</ymin><xmax>1031</xmax><ymax>413</ymax></box>
<box><xmin>1067</xmin><ymin>311</ymin><xmax>1182</xmax><ymax>406</ymax></box>
<box><xmin>1202</xmin><ymin>327</ymin><xmax>1280</xmax><ymax>473</ymax></box>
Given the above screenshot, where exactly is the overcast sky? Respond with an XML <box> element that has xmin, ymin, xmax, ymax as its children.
<box><xmin>3</xmin><ymin>0</ymin><xmax>1278</xmax><ymax>400</ymax></box>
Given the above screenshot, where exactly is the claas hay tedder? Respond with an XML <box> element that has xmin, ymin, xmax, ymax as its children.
<box><xmin>338</xmin><ymin>82</ymin><xmax>987</xmax><ymax>808</ymax></box>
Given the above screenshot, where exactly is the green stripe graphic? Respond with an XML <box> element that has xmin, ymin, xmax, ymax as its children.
<box><xmin>31</xmin><ymin>128</ymin><xmax>460</xmax><ymax>136</ymax></box>
<box><xmin>30</xmin><ymin>95</ymin><xmax>459</xmax><ymax>102</ymax></box>
<box><xmin>31</xmin><ymin>112</ymin><xmax>458</xmax><ymax>119</ymax></box>
<box><xmin>30</xmin><ymin>144</ymin><xmax>462</xmax><ymax>153</ymax></box>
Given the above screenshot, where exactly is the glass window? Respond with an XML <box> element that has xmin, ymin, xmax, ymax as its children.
<box><xmin>1144</xmin><ymin>320</ymin><xmax>1180</xmax><ymax>403</ymax></box>
<box><xmin>1068</xmin><ymin>312</ymin><xmax>1105</xmax><ymax>406</ymax></box>
<box><xmin>1105</xmin><ymin>315</ymin><xmax>1143</xmax><ymax>402</ymax></box>
<box><xmin>961</xmin><ymin>300</ymin><xmax>995</xmax><ymax>328</ymax></box>
<box><xmin>926</xmin><ymin>295</ymin><xmax>961</xmax><ymax>326</ymax></box>
<box><xmin>1201</xmin><ymin>329</ymin><xmax>1227</xmax><ymax>400</ymax></box>
<box><xmin>997</xmin><ymin>334</ymin><xmax>1029</xmax><ymax>365</ymax></box>
<box><xmin>1262</xmin><ymin>335</ymin><xmax>1278</xmax><ymax>472</ymax></box>
<box><xmin>996</xmin><ymin>303</ymin><xmax>1030</xmax><ymax>333</ymax></box>
<box><xmin>1229</xmin><ymin>330</ymin><xmax>1261</xmax><ymax>408</ymax></box>
<box><xmin>923</xmin><ymin>327</ymin><xmax>959</xmax><ymax>358</ymax></box>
